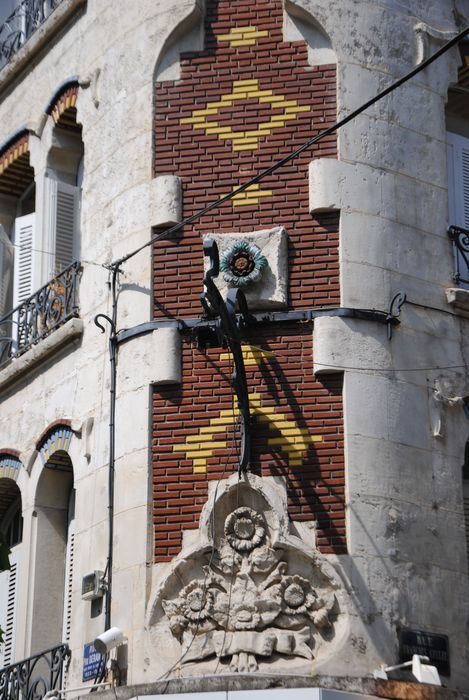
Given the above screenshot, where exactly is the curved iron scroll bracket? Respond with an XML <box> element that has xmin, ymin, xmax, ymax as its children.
<box><xmin>386</xmin><ymin>291</ymin><xmax>407</xmax><ymax>340</ymax></box>
<box><xmin>200</xmin><ymin>238</ymin><xmax>251</xmax><ymax>474</ymax></box>
<box><xmin>448</xmin><ymin>225</ymin><xmax>469</xmax><ymax>286</ymax></box>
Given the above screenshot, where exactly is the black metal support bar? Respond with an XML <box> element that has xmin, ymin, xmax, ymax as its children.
<box><xmin>116</xmin><ymin>306</ymin><xmax>396</xmax><ymax>346</ymax></box>
<box><xmin>94</xmin><ymin>266</ymin><xmax>120</xmax><ymax>635</ymax></box>
<box><xmin>0</xmin><ymin>643</ymin><xmax>69</xmax><ymax>700</ymax></box>
<box><xmin>201</xmin><ymin>239</ymin><xmax>251</xmax><ymax>474</ymax></box>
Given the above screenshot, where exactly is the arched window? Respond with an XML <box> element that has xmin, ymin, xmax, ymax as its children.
<box><xmin>0</xmin><ymin>132</ymin><xmax>35</xmax><ymax>328</ymax></box>
<box><xmin>0</xmin><ymin>454</ymin><xmax>23</xmax><ymax>668</ymax></box>
<box><xmin>44</xmin><ymin>83</ymin><xmax>83</xmax><ymax>280</ymax></box>
<box><xmin>31</xmin><ymin>427</ymin><xmax>75</xmax><ymax>654</ymax></box>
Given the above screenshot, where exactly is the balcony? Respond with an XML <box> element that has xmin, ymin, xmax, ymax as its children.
<box><xmin>0</xmin><ymin>262</ymin><xmax>81</xmax><ymax>369</ymax></box>
<box><xmin>0</xmin><ymin>0</ymin><xmax>64</xmax><ymax>71</ymax></box>
<box><xmin>0</xmin><ymin>643</ymin><xmax>70</xmax><ymax>699</ymax></box>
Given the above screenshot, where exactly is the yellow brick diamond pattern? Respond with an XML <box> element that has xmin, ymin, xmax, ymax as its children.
<box><xmin>180</xmin><ymin>79</ymin><xmax>310</xmax><ymax>153</ymax></box>
<box><xmin>217</xmin><ymin>25</ymin><xmax>269</xmax><ymax>47</ymax></box>
<box><xmin>173</xmin><ymin>348</ymin><xmax>323</xmax><ymax>474</ymax></box>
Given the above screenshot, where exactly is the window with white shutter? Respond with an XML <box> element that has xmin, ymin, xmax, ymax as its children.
<box><xmin>0</xmin><ymin>548</ymin><xmax>20</xmax><ymax>668</ymax></box>
<box><xmin>447</xmin><ymin>131</ymin><xmax>469</xmax><ymax>286</ymax></box>
<box><xmin>464</xmin><ymin>480</ymin><xmax>469</xmax><ymax>571</ymax></box>
<box><xmin>12</xmin><ymin>212</ymin><xmax>35</xmax><ymax>307</ymax></box>
<box><xmin>45</xmin><ymin>178</ymin><xmax>80</xmax><ymax>280</ymax></box>
<box><xmin>0</xmin><ymin>225</ymin><xmax>13</xmax><ymax>318</ymax></box>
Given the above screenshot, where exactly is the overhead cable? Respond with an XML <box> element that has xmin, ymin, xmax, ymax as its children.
<box><xmin>108</xmin><ymin>25</ymin><xmax>469</xmax><ymax>270</ymax></box>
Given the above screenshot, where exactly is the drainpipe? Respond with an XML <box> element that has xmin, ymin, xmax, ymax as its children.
<box><xmin>94</xmin><ymin>264</ymin><xmax>120</xmax><ymax>632</ymax></box>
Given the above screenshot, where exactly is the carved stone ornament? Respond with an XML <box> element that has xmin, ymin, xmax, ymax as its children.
<box><xmin>150</xmin><ymin>475</ymin><xmax>345</xmax><ymax>675</ymax></box>
<box><xmin>202</xmin><ymin>227</ymin><xmax>288</xmax><ymax>309</ymax></box>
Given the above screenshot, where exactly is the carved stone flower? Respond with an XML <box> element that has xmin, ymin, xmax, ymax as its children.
<box><xmin>224</xmin><ymin>507</ymin><xmax>265</xmax><ymax>552</ymax></box>
<box><xmin>229</xmin><ymin>603</ymin><xmax>261</xmax><ymax>630</ymax></box>
<box><xmin>220</xmin><ymin>241</ymin><xmax>268</xmax><ymax>288</ymax></box>
<box><xmin>181</xmin><ymin>581</ymin><xmax>214</xmax><ymax>622</ymax></box>
<box><xmin>280</xmin><ymin>575</ymin><xmax>317</xmax><ymax>615</ymax></box>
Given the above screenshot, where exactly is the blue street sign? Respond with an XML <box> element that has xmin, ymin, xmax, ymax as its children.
<box><xmin>83</xmin><ymin>642</ymin><xmax>104</xmax><ymax>682</ymax></box>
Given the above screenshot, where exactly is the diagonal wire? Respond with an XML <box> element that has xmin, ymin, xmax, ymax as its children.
<box><xmin>108</xmin><ymin>25</ymin><xmax>469</xmax><ymax>270</ymax></box>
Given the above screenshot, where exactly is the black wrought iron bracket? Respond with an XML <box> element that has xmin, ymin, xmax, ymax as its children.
<box><xmin>200</xmin><ymin>238</ymin><xmax>251</xmax><ymax>474</ymax></box>
<box><xmin>448</xmin><ymin>225</ymin><xmax>469</xmax><ymax>286</ymax></box>
<box><xmin>386</xmin><ymin>291</ymin><xmax>407</xmax><ymax>340</ymax></box>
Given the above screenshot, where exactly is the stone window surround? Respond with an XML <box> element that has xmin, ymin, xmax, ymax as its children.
<box><xmin>0</xmin><ymin>82</ymin><xmax>84</xmax><ymax>385</ymax></box>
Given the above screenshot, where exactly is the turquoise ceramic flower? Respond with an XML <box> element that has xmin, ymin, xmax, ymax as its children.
<box><xmin>219</xmin><ymin>241</ymin><xmax>268</xmax><ymax>288</ymax></box>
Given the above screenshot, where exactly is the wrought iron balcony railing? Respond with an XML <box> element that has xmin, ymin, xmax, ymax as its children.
<box><xmin>448</xmin><ymin>224</ymin><xmax>469</xmax><ymax>287</ymax></box>
<box><xmin>0</xmin><ymin>262</ymin><xmax>81</xmax><ymax>368</ymax></box>
<box><xmin>0</xmin><ymin>0</ymin><xmax>64</xmax><ymax>71</ymax></box>
<box><xmin>0</xmin><ymin>643</ymin><xmax>70</xmax><ymax>700</ymax></box>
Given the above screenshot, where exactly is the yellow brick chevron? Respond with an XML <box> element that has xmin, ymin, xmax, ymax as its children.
<box><xmin>232</xmin><ymin>144</ymin><xmax>258</xmax><ymax>152</ymax></box>
<box><xmin>233</xmin><ymin>197</ymin><xmax>259</xmax><ymax>205</ymax></box>
<box><xmin>218</xmin><ymin>26</ymin><xmax>268</xmax><ymax>46</ymax></box>
<box><xmin>180</xmin><ymin>116</ymin><xmax>210</xmax><ymax>124</ymax></box>
<box><xmin>231</xmin><ymin>136</ymin><xmax>259</xmax><ymax>144</ymax></box>
<box><xmin>220</xmin><ymin>344</ymin><xmax>275</xmax><ymax>367</ymax></box>
<box><xmin>234</xmin><ymin>79</ymin><xmax>259</xmax><ymax>87</ymax></box>
<box><xmin>258</xmin><ymin>95</ymin><xmax>286</xmax><ymax>103</ymax></box>
<box><xmin>173</xmin><ymin>362</ymin><xmax>322</xmax><ymax>473</ymax></box>
<box><xmin>192</xmin><ymin>107</ymin><xmax>219</xmax><ymax>116</ymax></box>
<box><xmin>205</xmin><ymin>126</ymin><xmax>233</xmax><ymax>135</ymax></box>
<box><xmin>230</xmin><ymin>183</ymin><xmax>273</xmax><ymax>204</ymax></box>
<box><xmin>270</xmin><ymin>113</ymin><xmax>298</xmax><ymax>121</ymax></box>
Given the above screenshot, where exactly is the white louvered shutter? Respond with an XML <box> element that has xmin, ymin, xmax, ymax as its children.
<box><xmin>447</xmin><ymin>132</ymin><xmax>469</xmax><ymax>227</ymax></box>
<box><xmin>47</xmin><ymin>179</ymin><xmax>80</xmax><ymax>279</ymax></box>
<box><xmin>62</xmin><ymin>524</ymin><xmax>75</xmax><ymax>644</ymax></box>
<box><xmin>62</xmin><ymin>489</ymin><xmax>76</xmax><ymax>645</ymax></box>
<box><xmin>0</xmin><ymin>547</ymin><xmax>20</xmax><ymax>668</ymax></box>
<box><xmin>0</xmin><ymin>225</ymin><xmax>13</xmax><ymax>318</ymax></box>
<box><xmin>447</xmin><ymin>132</ymin><xmax>469</xmax><ymax>285</ymax></box>
<box><xmin>13</xmin><ymin>213</ymin><xmax>35</xmax><ymax>307</ymax></box>
<box><xmin>464</xmin><ymin>481</ymin><xmax>469</xmax><ymax>572</ymax></box>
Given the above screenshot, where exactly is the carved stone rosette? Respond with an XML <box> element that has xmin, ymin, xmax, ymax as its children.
<box><xmin>152</xmin><ymin>476</ymin><xmax>343</xmax><ymax>674</ymax></box>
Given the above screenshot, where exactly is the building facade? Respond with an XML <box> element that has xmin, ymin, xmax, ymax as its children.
<box><xmin>0</xmin><ymin>0</ymin><xmax>469</xmax><ymax>697</ymax></box>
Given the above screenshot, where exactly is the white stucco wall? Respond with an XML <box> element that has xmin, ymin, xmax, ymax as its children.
<box><xmin>300</xmin><ymin>0</ymin><xmax>469</xmax><ymax>690</ymax></box>
<box><xmin>0</xmin><ymin>0</ymin><xmax>190</xmax><ymax>689</ymax></box>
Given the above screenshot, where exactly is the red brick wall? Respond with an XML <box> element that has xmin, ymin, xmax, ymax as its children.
<box><xmin>152</xmin><ymin>327</ymin><xmax>345</xmax><ymax>561</ymax></box>
<box><xmin>152</xmin><ymin>0</ymin><xmax>345</xmax><ymax>561</ymax></box>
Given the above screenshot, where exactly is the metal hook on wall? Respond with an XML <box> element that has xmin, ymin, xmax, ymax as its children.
<box><xmin>386</xmin><ymin>291</ymin><xmax>407</xmax><ymax>340</ymax></box>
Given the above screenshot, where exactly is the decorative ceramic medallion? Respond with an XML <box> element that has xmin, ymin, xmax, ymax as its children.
<box><xmin>220</xmin><ymin>241</ymin><xmax>268</xmax><ymax>288</ymax></box>
<box><xmin>202</xmin><ymin>227</ymin><xmax>288</xmax><ymax>309</ymax></box>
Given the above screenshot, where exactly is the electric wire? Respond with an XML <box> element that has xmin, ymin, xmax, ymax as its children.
<box><xmin>108</xmin><ymin>24</ymin><xmax>469</xmax><ymax>270</ymax></box>
<box><xmin>0</xmin><ymin>238</ymin><xmax>105</xmax><ymax>268</ymax></box>
<box><xmin>86</xmin><ymin>24</ymin><xmax>469</xmax><ymax>686</ymax></box>
<box><xmin>239</xmin><ymin>342</ymin><xmax>469</xmax><ymax>373</ymax></box>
